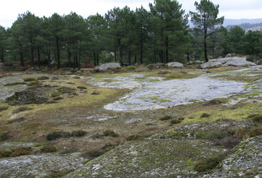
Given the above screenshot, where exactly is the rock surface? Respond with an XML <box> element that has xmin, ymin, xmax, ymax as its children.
<box><xmin>95</xmin><ymin>62</ymin><xmax>121</xmax><ymax>71</ymax></box>
<box><xmin>166</xmin><ymin>62</ymin><xmax>184</xmax><ymax>68</ymax></box>
<box><xmin>64</xmin><ymin>139</ymin><xmax>224</xmax><ymax>178</ymax></box>
<box><xmin>0</xmin><ymin>153</ymin><xmax>85</xmax><ymax>177</ymax></box>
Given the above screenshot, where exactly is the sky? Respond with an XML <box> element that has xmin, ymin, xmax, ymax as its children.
<box><xmin>1</xmin><ymin>0</ymin><xmax>262</xmax><ymax>28</ymax></box>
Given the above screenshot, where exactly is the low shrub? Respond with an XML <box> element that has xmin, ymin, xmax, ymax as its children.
<box><xmin>247</xmin><ymin>114</ymin><xmax>262</xmax><ymax>122</ymax></box>
<box><xmin>194</xmin><ymin>156</ymin><xmax>223</xmax><ymax>172</ymax></box>
<box><xmin>23</xmin><ymin>77</ymin><xmax>37</xmax><ymax>82</ymax></box>
<box><xmin>103</xmin><ymin>130</ymin><xmax>119</xmax><ymax>137</ymax></box>
<box><xmin>10</xmin><ymin>147</ymin><xmax>32</xmax><ymax>157</ymax></box>
<box><xmin>53</xmin><ymin>97</ymin><xmax>63</xmax><ymax>100</ymax></box>
<box><xmin>71</xmin><ymin>130</ymin><xmax>87</xmax><ymax>137</ymax></box>
<box><xmin>43</xmin><ymin>170</ymin><xmax>74</xmax><ymax>178</ymax></box>
<box><xmin>77</xmin><ymin>86</ymin><xmax>87</xmax><ymax>90</ymax></box>
<box><xmin>0</xmin><ymin>106</ymin><xmax>8</xmax><ymax>112</ymax></box>
<box><xmin>200</xmin><ymin>113</ymin><xmax>210</xmax><ymax>118</ymax></box>
<box><xmin>82</xmin><ymin>150</ymin><xmax>105</xmax><ymax>158</ymax></box>
<box><xmin>197</xmin><ymin>129</ymin><xmax>233</xmax><ymax>140</ymax></box>
<box><xmin>37</xmin><ymin>76</ymin><xmax>49</xmax><ymax>80</ymax></box>
<box><xmin>59</xmin><ymin>148</ymin><xmax>77</xmax><ymax>154</ymax></box>
<box><xmin>126</xmin><ymin>134</ymin><xmax>144</xmax><ymax>141</ymax></box>
<box><xmin>46</xmin><ymin>130</ymin><xmax>87</xmax><ymax>140</ymax></box>
<box><xmin>0</xmin><ymin>147</ymin><xmax>32</xmax><ymax>158</ymax></box>
<box><xmin>170</xmin><ymin>117</ymin><xmax>184</xmax><ymax>125</ymax></box>
<box><xmin>213</xmin><ymin>136</ymin><xmax>240</xmax><ymax>148</ymax></box>
<box><xmin>249</xmin><ymin>127</ymin><xmax>262</xmax><ymax>137</ymax></box>
<box><xmin>12</xmin><ymin>107</ymin><xmax>32</xmax><ymax>114</ymax></box>
<box><xmin>159</xmin><ymin>115</ymin><xmax>173</xmax><ymax>121</ymax></box>
<box><xmin>40</xmin><ymin>145</ymin><xmax>57</xmax><ymax>153</ymax></box>
<box><xmin>46</xmin><ymin>132</ymin><xmax>65</xmax><ymax>141</ymax></box>
<box><xmin>8</xmin><ymin>117</ymin><xmax>26</xmax><ymax>123</ymax></box>
<box><xmin>57</xmin><ymin>86</ymin><xmax>75</xmax><ymax>94</ymax></box>
<box><xmin>0</xmin><ymin>132</ymin><xmax>9</xmax><ymax>141</ymax></box>
<box><xmin>126</xmin><ymin>66</ymin><xmax>136</xmax><ymax>71</ymax></box>
<box><xmin>4</xmin><ymin>82</ymin><xmax>26</xmax><ymax>86</ymax></box>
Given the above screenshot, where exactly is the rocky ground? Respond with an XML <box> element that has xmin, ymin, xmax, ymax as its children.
<box><xmin>0</xmin><ymin>64</ymin><xmax>261</xmax><ymax>177</ymax></box>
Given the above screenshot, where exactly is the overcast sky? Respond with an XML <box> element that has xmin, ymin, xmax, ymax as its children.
<box><xmin>1</xmin><ymin>0</ymin><xmax>262</xmax><ymax>28</ymax></box>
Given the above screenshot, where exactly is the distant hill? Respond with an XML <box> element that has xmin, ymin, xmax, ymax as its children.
<box><xmin>189</xmin><ymin>18</ymin><xmax>262</xmax><ymax>31</ymax></box>
<box><xmin>224</xmin><ymin>19</ymin><xmax>262</xmax><ymax>32</ymax></box>
<box><xmin>223</xmin><ymin>18</ymin><xmax>262</xmax><ymax>27</ymax></box>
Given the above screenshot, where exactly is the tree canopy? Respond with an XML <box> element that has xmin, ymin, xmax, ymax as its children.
<box><xmin>0</xmin><ymin>0</ymin><xmax>261</xmax><ymax>69</ymax></box>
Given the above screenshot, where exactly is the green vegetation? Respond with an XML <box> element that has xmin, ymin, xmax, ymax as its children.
<box><xmin>40</xmin><ymin>145</ymin><xmax>57</xmax><ymax>153</ymax></box>
<box><xmin>103</xmin><ymin>130</ymin><xmax>119</xmax><ymax>137</ymax></box>
<box><xmin>194</xmin><ymin>156</ymin><xmax>223</xmax><ymax>172</ymax></box>
<box><xmin>46</xmin><ymin>130</ymin><xmax>87</xmax><ymax>141</ymax></box>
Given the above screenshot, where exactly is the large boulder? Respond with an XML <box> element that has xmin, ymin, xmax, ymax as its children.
<box><xmin>166</xmin><ymin>62</ymin><xmax>184</xmax><ymax>68</ymax></box>
<box><xmin>201</xmin><ymin>57</ymin><xmax>256</xmax><ymax>69</ymax></box>
<box><xmin>95</xmin><ymin>62</ymin><xmax>121</xmax><ymax>71</ymax></box>
<box><xmin>200</xmin><ymin>61</ymin><xmax>222</xmax><ymax>69</ymax></box>
<box><xmin>222</xmin><ymin>57</ymin><xmax>256</xmax><ymax>67</ymax></box>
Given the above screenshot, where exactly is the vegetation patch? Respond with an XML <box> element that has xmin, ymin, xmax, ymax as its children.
<box><xmin>247</xmin><ymin>114</ymin><xmax>262</xmax><ymax>122</ymax></box>
<box><xmin>194</xmin><ymin>156</ymin><xmax>223</xmax><ymax>172</ymax></box>
<box><xmin>37</xmin><ymin>76</ymin><xmax>49</xmax><ymax>80</ymax></box>
<box><xmin>23</xmin><ymin>77</ymin><xmax>37</xmax><ymax>82</ymax></box>
<box><xmin>77</xmin><ymin>86</ymin><xmax>87</xmax><ymax>90</ymax></box>
<box><xmin>57</xmin><ymin>86</ymin><xmax>76</xmax><ymax>94</ymax></box>
<box><xmin>0</xmin><ymin>147</ymin><xmax>32</xmax><ymax>158</ymax></box>
<box><xmin>103</xmin><ymin>130</ymin><xmax>119</xmax><ymax>137</ymax></box>
<box><xmin>5</xmin><ymin>88</ymin><xmax>50</xmax><ymax>105</ymax></box>
<box><xmin>159</xmin><ymin>115</ymin><xmax>173</xmax><ymax>121</ymax></box>
<box><xmin>126</xmin><ymin>134</ymin><xmax>145</xmax><ymax>141</ymax></box>
<box><xmin>46</xmin><ymin>130</ymin><xmax>87</xmax><ymax>141</ymax></box>
<box><xmin>0</xmin><ymin>132</ymin><xmax>9</xmax><ymax>141</ymax></box>
<box><xmin>12</xmin><ymin>107</ymin><xmax>32</xmax><ymax>114</ymax></box>
<box><xmin>0</xmin><ymin>106</ymin><xmax>9</xmax><ymax>112</ymax></box>
<box><xmin>8</xmin><ymin>117</ymin><xmax>26</xmax><ymax>123</ymax></box>
<box><xmin>40</xmin><ymin>145</ymin><xmax>57</xmax><ymax>153</ymax></box>
<box><xmin>170</xmin><ymin>117</ymin><xmax>184</xmax><ymax>125</ymax></box>
<box><xmin>4</xmin><ymin>82</ymin><xmax>26</xmax><ymax>86</ymax></box>
<box><xmin>81</xmin><ymin>149</ymin><xmax>106</xmax><ymax>159</ymax></box>
<box><xmin>43</xmin><ymin>170</ymin><xmax>74</xmax><ymax>178</ymax></box>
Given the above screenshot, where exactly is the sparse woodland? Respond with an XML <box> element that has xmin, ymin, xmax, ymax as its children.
<box><xmin>0</xmin><ymin>0</ymin><xmax>261</xmax><ymax>70</ymax></box>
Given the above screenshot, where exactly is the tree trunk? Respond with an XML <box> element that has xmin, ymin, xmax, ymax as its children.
<box><xmin>135</xmin><ymin>54</ymin><xmax>137</xmax><ymax>64</ymax></box>
<box><xmin>0</xmin><ymin>47</ymin><xmax>4</xmax><ymax>62</ymax></box>
<box><xmin>30</xmin><ymin>35</ymin><xmax>34</xmax><ymax>69</ymax></box>
<box><xmin>19</xmin><ymin>51</ymin><xmax>24</xmax><ymax>67</ymax></box>
<box><xmin>114</xmin><ymin>51</ymin><xmax>117</xmax><ymax>62</ymax></box>
<box><xmin>97</xmin><ymin>54</ymin><xmax>99</xmax><ymax>66</ymax></box>
<box><xmin>37</xmin><ymin>48</ymin><xmax>41</xmax><ymax>68</ymax></box>
<box><xmin>165</xmin><ymin>36</ymin><xmax>169</xmax><ymax>63</ymax></box>
<box><xmin>140</xmin><ymin>30</ymin><xmax>143</xmax><ymax>64</ymax></box>
<box><xmin>78</xmin><ymin>49</ymin><xmax>81</xmax><ymax>70</ymax></box>
<box><xmin>94</xmin><ymin>53</ymin><xmax>97</xmax><ymax>66</ymax></box>
<box><xmin>204</xmin><ymin>33</ymin><xmax>208</xmax><ymax>62</ymax></box>
<box><xmin>56</xmin><ymin>36</ymin><xmax>60</xmax><ymax>69</ymax></box>
<box><xmin>47</xmin><ymin>48</ymin><xmax>51</xmax><ymax>69</ymax></box>
<box><xmin>128</xmin><ymin>51</ymin><xmax>131</xmax><ymax>65</ymax></box>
